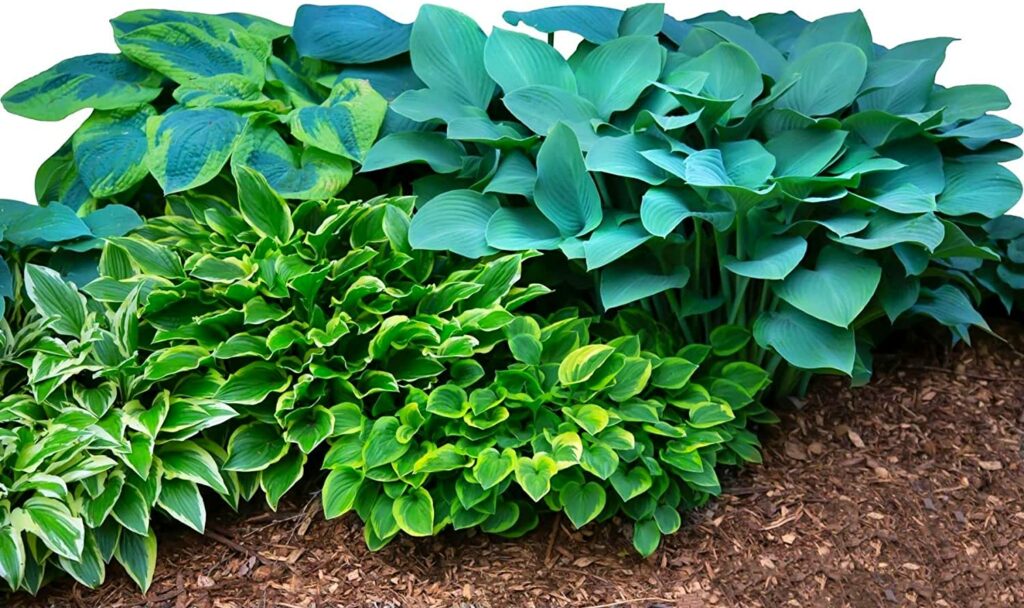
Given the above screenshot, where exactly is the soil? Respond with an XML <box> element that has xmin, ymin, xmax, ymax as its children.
<box><xmin>11</xmin><ymin>323</ymin><xmax>1024</xmax><ymax>608</ymax></box>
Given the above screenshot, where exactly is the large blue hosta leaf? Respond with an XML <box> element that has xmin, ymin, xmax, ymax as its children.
<box><xmin>72</xmin><ymin>106</ymin><xmax>155</xmax><ymax>198</ymax></box>
<box><xmin>534</xmin><ymin>123</ymin><xmax>602</xmax><ymax>237</ymax></box>
<box><xmin>484</xmin><ymin>27</ymin><xmax>576</xmax><ymax>94</ymax></box>
<box><xmin>754</xmin><ymin>306</ymin><xmax>856</xmax><ymax>375</ymax></box>
<box><xmin>409</xmin><ymin>5</ymin><xmax>494</xmax><ymax>109</ymax></box>
<box><xmin>773</xmin><ymin>245</ymin><xmax>881</xmax><ymax>328</ymax></box>
<box><xmin>146</xmin><ymin>107</ymin><xmax>246</xmax><ymax>194</ymax></box>
<box><xmin>0</xmin><ymin>200</ymin><xmax>91</xmax><ymax>248</ymax></box>
<box><xmin>1</xmin><ymin>54</ymin><xmax>161</xmax><ymax>121</ymax></box>
<box><xmin>293</xmin><ymin>5</ymin><xmax>411</xmax><ymax>64</ymax></box>
<box><xmin>408</xmin><ymin>190</ymin><xmax>499</xmax><ymax>258</ymax></box>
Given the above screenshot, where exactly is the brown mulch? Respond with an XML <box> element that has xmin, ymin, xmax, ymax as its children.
<box><xmin>12</xmin><ymin>323</ymin><xmax>1024</xmax><ymax>608</ymax></box>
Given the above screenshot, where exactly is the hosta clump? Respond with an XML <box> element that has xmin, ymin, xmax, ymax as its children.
<box><xmin>323</xmin><ymin>307</ymin><xmax>774</xmax><ymax>555</ymax></box>
<box><xmin>1</xmin><ymin>258</ymin><xmax>242</xmax><ymax>594</ymax></box>
<box><xmin>290</xmin><ymin>4</ymin><xmax>1023</xmax><ymax>395</ymax></box>
<box><xmin>2</xmin><ymin>10</ymin><xmax>386</xmax><ymax>214</ymax></box>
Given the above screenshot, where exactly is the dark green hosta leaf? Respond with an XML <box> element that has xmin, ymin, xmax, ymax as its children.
<box><xmin>709</xmin><ymin>325</ymin><xmax>752</xmax><ymax>357</ymax></box>
<box><xmin>408</xmin><ymin>190</ymin><xmax>498</xmax><ymax>258</ymax></box>
<box><xmin>24</xmin><ymin>264</ymin><xmax>88</xmax><ymax>338</ymax></box>
<box><xmin>71</xmin><ymin>106</ymin><xmax>154</xmax><ymax>198</ymax></box>
<box><xmin>535</xmin><ymin>123</ymin><xmax>602</xmax><ymax>237</ymax></box>
<box><xmin>363</xmin><ymin>417</ymin><xmax>409</xmax><ymax>469</ymax></box>
<box><xmin>776</xmin><ymin>42</ymin><xmax>867</xmax><ymax>117</ymax></box>
<box><xmin>114</xmin><ymin>529</ymin><xmax>157</xmax><ymax>592</ymax></box>
<box><xmin>261</xmin><ymin>450</ymin><xmax>306</xmax><ymax>511</ymax></box>
<box><xmin>232</xmin><ymin>122</ymin><xmax>352</xmax><ymax>200</ymax></box>
<box><xmin>289</xmin><ymin>79</ymin><xmax>387</xmax><ymax>163</ymax></box>
<box><xmin>236</xmin><ymin>167</ymin><xmax>294</xmax><ymax>243</ymax></box>
<box><xmin>754</xmin><ymin>306</ymin><xmax>856</xmax><ymax>374</ymax></box>
<box><xmin>633</xmin><ymin>517</ymin><xmax>661</xmax><ymax>557</ymax></box>
<box><xmin>284</xmin><ymin>406</ymin><xmax>335</xmax><ymax>453</ymax></box>
<box><xmin>484</xmin><ymin>27</ymin><xmax>576</xmax><ymax>94</ymax></box>
<box><xmin>216</xmin><ymin>362</ymin><xmax>291</xmax><ymax>405</ymax></box>
<box><xmin>362</xmin><ymin>132</ymin><xmax>465</xmax><ymax>174</ymax></box>
<box><xmin>938</xmin><ymin>162</ymin><xmax>1022</xmax><ymax>219</ymax></box>
<box><xmin>146</xmin><ymin>107</ymin><xmax>245</xmax><ymax>194</ymax></box>
<box><xmin>158</xmin><ymin>441</ymin><xmax>228</xmax><ymax>494</ymax></box>
<box><xmin>323</xmin><ymin>467</ymin><xmax>364</xmax><ymax>518</ymax></box>
<box><xmin>601</xmin><ymin>263</ymin><xmax>690</xmax><ymax>309</ymax></box>
<box><xmin>410</xmin><ymin>5</ymin><xmax>494</xmax><ymax>109</ymax></box>
<box><xmin>293</xmin><ymin>5</ymin><xmax>411</xmax><ymax>64</ymax></box>
<box><xmin>576</xmin><ymin>35</ymin><xmax>662</xmax><ymax>118</ymax></box>
<box><xmin>224</xmin><ymin>423</ymin><xmax>290</xmax><ymax>472</ymax></box>
<box><xmin>560</xmin><ymin>481</ymin><xmax>606</xmax><ymax>529</ymax></box>
<box><xmin>775</xmin><ymin>246</ymin><xmax>881</xmax><ymax>328</ymax></box>
<box><xmin>724</xmin><ymin>236</ymin><xmax>807</xmax><ymax>280</ymax></box>
<box><xmin>1</xmin><ymin>53</ymin><xmax>160</xmax><ymax>121</ymax></box>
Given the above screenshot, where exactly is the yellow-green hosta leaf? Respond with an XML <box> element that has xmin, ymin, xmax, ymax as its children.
<box><xmin>514</xmin><ymin>453</ymin><xmax>557</xmax><ymax>502</ymax></box>
<box><xmin>393</xmin><ymin>487</ymin><xmax>435</xmax><ymax>537</ymax></box>
<box><xmin>322</xmin><ymin>467</ymin><xmax>364</xmax><ymax>519</ymax></box>
<box><xmin>362</xmin><ymin>416</ymin><xmax>410</xmax><ymax>469</ymax></box>
<box><xmin>473</xmin><ymin>447</ymin><xmax>516</xmax><ymax>490</ymax></box>
<box><xmin>609</xmin><ymin>466</ymin><xmax>652</xmax><ymax>502</ymax></box>
<box><xmin>72</xmin><ymin>106</ymin><xmax>155</xmax><ymax>198</ymax></box>
<box><xmin>290</xmin><ymin>79</ymin><xmax>387</xmax><ymax>163</ymax></box>
<box><xmin>558</xmin><ymin>344</ymin><xmax>615</xmax><ymax>385</ymax></box>
<box><xmin>1</xmin><ymin>53</ymin><xmax>161</xmax><ymax>121</ymax></box>
<box><xmin>232</xmin><ymin>122</ymin><xmax>353</xmax><ymax>200</ymax></box>
<box><xmin>146</xmin><ymin>107</ymin><xmax>245</xmax><ymax>194</ymax></box>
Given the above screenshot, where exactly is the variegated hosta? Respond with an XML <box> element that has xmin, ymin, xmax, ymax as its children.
<box><xmin>1</xmin><ymin>10</ymin><xmax>386</xmax><ymax>213</ymax></box>
<box><xmin>322</xmin><ymin>307</ymin><xmax>774</xmax><ymax>556</ymax></box>
<box><xmin>0</xmin><ymin>264</ymin><xmax>241</xmax><ymax>594</ymax></box>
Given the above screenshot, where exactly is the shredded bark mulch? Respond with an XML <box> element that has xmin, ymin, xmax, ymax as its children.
<box><xmin>12</xmin><ymin>323</ymin><xmax>1024</xmax><ymax>607</ymax></box>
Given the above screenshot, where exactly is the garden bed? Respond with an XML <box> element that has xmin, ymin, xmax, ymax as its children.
<box><xmin>14</xmin><ymin>322</ymin><xmax>1023</xmax><ymax>607</ymax></box>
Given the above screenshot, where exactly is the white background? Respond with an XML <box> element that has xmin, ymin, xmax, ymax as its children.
<box><xmin>1</xmin><ymin>0</ymin><xmax>1021</xmax><ymax>214</ymax></box>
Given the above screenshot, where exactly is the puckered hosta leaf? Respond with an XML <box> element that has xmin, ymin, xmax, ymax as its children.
<box><xmin>24</xmin><ymin>264</ymin><xmax>88</xmax><ymax>338</ymax></box>
<box><xmin>408</xmin><ymin>189</ymin><xmax>498</xmax><ymax>258</ymax></box>
<box><xmin>535</xmin><ymin>123</ymin><xmax>602</xmax><ymax>237</ymax></box>
<box><xmin>774</xmin><ymin>245</ymin><xmax>881</xmax><ymax>328</ymax></box>
<box><xmin>503</xmin><ymin>6</ymin><xmax>622</xmax><ymax>43</ymax></box>
<box><xmin>776</xmin><ymin>42</ymin><xmax>867</xmax><ymax>117</ymax></box>
<box><xmin>576</xmin><ymin>35</ymin><xmax>662</xmax><ymax>118</ymax></box>
<box><xmin>114</xmin><ymin>528</ymin><xmax>157</xmax><ymax>592</ymax></box>
<box><xmin>115</xmin><ymin>21</ymin><xmax>268</xmax><ymax>96</ymax></box>
<box><xmin>600</xmin><ymin>262</ymin><xmax>690</xmax><ymax>309</ymax></box>
<box><xmin>232</xmin><ymin>122</ymin><xmax>352</xmax><ymax>199</ymax></box>
<box><xmin>938</xmin><ymin>162</ymin><xmax>1022</xmax><ymax>219</ymax></box>
<box><xmin>410</xmin><ymin>5</ymin><xmax>494</xmax><ymax>109</ymax></box>
<box><xmin>484</xmin><ymin>27</ymin><xmax>576</xmax><ymax>94</ymax></box>
<box><xmin>293</xmin><ymin>5</ymin><xmax>411</xmax><ymax>64</ymax></box>
<box><xmin>156</xmin><ymin>479</ymin><xmax>206</xmax><ymax>533</ymax></box>
<box><xmin>585</xmin><ymin>133</ymin><xmax>668</xmax><ymax>185</ymax></box>
<box><xmin>146</xmin><ymin>107</ymin><xmax>246</xmax><ymax>194</ymax></box>
<box><xmin>502</xmin><ymin>85</ymin><xmax>600</xmax><ymax>150</ymax></box>
<box><xmin>260</xmin><ymin>449</ymin><xmax>306</xmax><ymax>511</ymax></box>
<box><xmin>35</xmin><ymin>141</ymin><xmax>97</xmax><ymax>211</ymax></box>
<box><xmin>236</xmin><ymin>167</ymin><xmax>294</xmax><ymax>243</ymax></box>
<box><xmin>223</xmin><ymin>423</ymin><xmax>290</xmax><ymax>472</ymax></box>
<box><xmin>766</xmin><ymin>128</ymin><xmax>848</xmax><ymax>178</ymax></box>
<box><xmin>11</xmin><ymin>497</ymin><xmax>84</xmax><ymax>561</ymax></box>
<box><xmin>289</xmin><ymin>79</ymin><xmax>387</xmax><ymax>162</ymax></box>
<box><xmin>754</xmin><ymin>306</ymin><xmax>856</xmax><ymax>374</ymax></box>
<box><xmin>486</xmin><ymin>207</ymin><xmax>562</xmax><ymax>251</ymax></box>
<box><xmin>362</xmin><ymin>132</ymin><xmax>465</xmax><ymax>173</ymax></box>
<box><xmin>680</xmin><ymin>42</ymin><xmax>762</xmax><ymax>118</ymax></box>
<box><xmin>724</xmin><ymin>235</ymin><xmax>807</xmax><ymax>280</ymax></box>
<box><xmin>1</xmin><ymin>53</ymin><xmax>161</xmax><ymax>121</ymax></box>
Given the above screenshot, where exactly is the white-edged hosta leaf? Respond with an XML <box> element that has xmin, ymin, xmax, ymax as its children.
<box><xmin>115</xmin><ymin>528</ymin><xmax>157</xmax><ymax>592</ymax></box>
<box><xmin>156</xmin><ymin>479</ymin><xmax>206</xmax><ymax>533</ymax></box>
<box><xmin>24</xmin><ymin>264</ymin><xmax>88</xmax><ymax>338</ymax></box>
<box><xmin>157</xmin><ymin>441</ymin><xmax>228</xmax><ymax>494</ymax></box>
<box><xmin>223</xmin><ymin>423</ymin><xmax>290</xmax><ymax>472</ymax></box>
<box><xmin>260</xmin><ymin>449</ymin><xmax>307</xmax><ymax>511</ymax></box>
<box><xmin>12</xmin><ymin>497</ymin><xmax>84</xmax><ymax>561</ymax></box>
<box><xmin>236</xmin><ymin>166</ymin><xmax>294</xmax><ymax>243</ymax></box>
